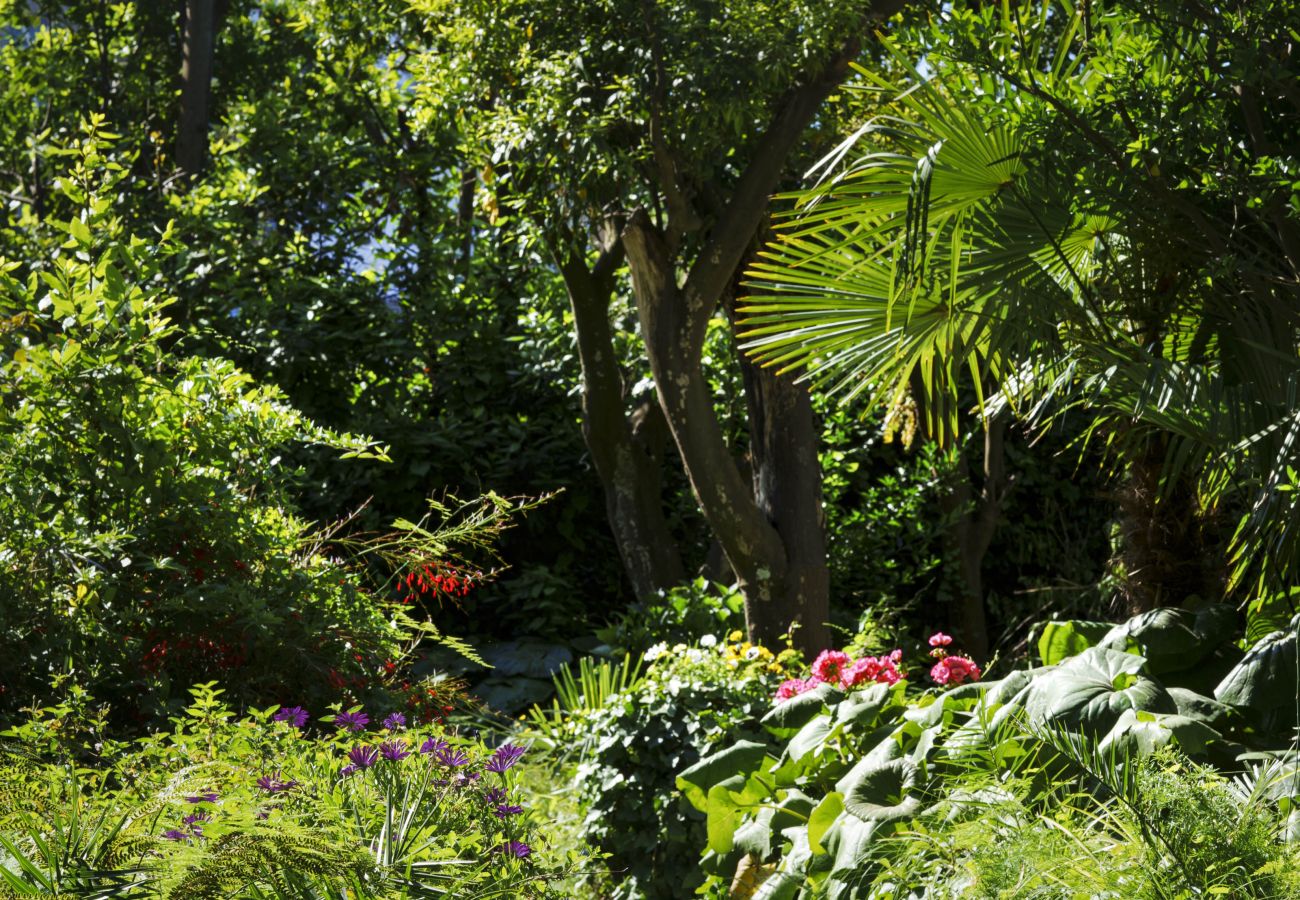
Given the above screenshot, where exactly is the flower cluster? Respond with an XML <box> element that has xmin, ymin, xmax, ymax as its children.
<box><xmin>775</xmin><ymin>648</ymin><xmax>905</xmax><ymax>702</ymax></box>
<box><xmin>926</xmin><ymin>633</ymin><xmax>981</xmax><ymax>686</ymax></box>
<box><xmin>643</xmin><ymin>632</ymin><xmax>793</xmax><ymax>684</ymax></box>
<box><xmin>397</xmin><ymin>562</ymin><xmax>482</xmax><ymax>604</ymax></box>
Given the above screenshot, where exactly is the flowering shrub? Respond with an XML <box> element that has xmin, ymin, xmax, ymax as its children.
<box><xmin>0</xmin><ymin>682</ymin><xmax>576</xmax><ymax>898</ymax></box>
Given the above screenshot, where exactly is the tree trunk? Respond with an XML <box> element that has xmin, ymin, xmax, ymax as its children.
<box><xmin>177</xmin><ymin>0</ymin><xmax>216</xmax><ymax>177</ymax></box>
<box><xmin>741</xmin><ymin>356</ymin><xmax>831</xmax><ymax>652</ymax></box>
<box><xmin>552</xmin><ymin>238</ymin><xmax>685</xmax><ymax>601</ymax></box>
<box><xmin>1118</xmin><ymin>437</ymin><xmax>1214</xmax><ymax>615</ymax></box>
<box><xmin>936</xmin><ymin>416</ymin><xmax>1007</xmax><ymax>661</ymax></box>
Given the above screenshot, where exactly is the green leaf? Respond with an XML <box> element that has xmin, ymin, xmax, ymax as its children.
<box><xmin>839</xmin><ymin>758</ymin><xmax>922</xmax><ymax>825</ymax></box>
<box><xmin>808</xmin><ymin>792</ymin><xmax>844</xmax><ymax>855</ymax></box>
<box><xmin>1214</xmin><ymin>616</ymin><xmax>1299</xmax><ymax>726</ymax></box>
<box><xmin>1037</xmin><ymin>619</ymin><xmax>1111</xmax><ymax>666</ymax></box>
<box><xmin>1022</xmin><ymin>647</ymin><xmax>1176</xmax><ymax>735</ymax></box>
<box><xmin>677</xmin><ymin>741</ymin><xmax>769</xmax><ymax>812</ymax></box>
<box><xmin>762</xmin><ymin>681</ymin><xmax>841</xmax><ymax>738</ymax></box>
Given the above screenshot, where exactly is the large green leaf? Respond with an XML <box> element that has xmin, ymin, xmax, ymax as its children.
<box><xmin>1022</xmin><ymin>647</ymin><xmax>1176</xmax><ymax>735</ymax></box>
<box><xmin>1037</xmin><ymin>619</ymin><xmax>1111</xmax><ymax>666</ymax></box>
<box><xmin>762</xmin><ymin>682</ymin><xmax>841</xmax><ymax>738</ymax></box>
<box><xmin>1214</xmin><ymin>616</ymin><xmax>1299</xmax><ymax>729</ymax></box>
<box><xmin>1097</xmin><ymin>606</ymin><xmax>1236</xmax><ymax>675</ymax></box>
<box><xmin>1099</xmin><ymin>709</ymin><xmax>1221</xmax><ymax>756</ymax></box>
<box><xmin>840</xmin><ymin>758</ymin><xmax>922</xmax><ymax>826</ymax></box>
<box><xmin>677</xmin><ymin>741</ymin><xmax>770</xmax><ymax>812</ymax></box>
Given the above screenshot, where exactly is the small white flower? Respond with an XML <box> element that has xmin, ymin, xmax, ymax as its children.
<box><xmin>686</xmin><ymin>648</ymin><xmax>705</xmax><ymax>663</ymax></box>
<box><xmin>745</xmin><ymin>647</ymin><xmax>762</xmax><ymax>660</ymax></box>
<box><xmin>699</xmin><ymin>634</ymin><xmax>718</xmax><ymax>648</ymax></box>
<box><xmin>643</xmin><ymin>642</ymin><xmax>668</xmax><ymax>663</ymax></box>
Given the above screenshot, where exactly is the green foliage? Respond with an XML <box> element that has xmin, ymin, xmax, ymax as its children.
<box><xmin>0</xmin><ymin>684</ymin><xmax>576</xmax><ymax>898</ymax></box>
<box><xmin>548</xmin><ymin>635</ymin><xmax>789</xmax><ymax>899</ymax></box>
<box><xmin>0</xmin><ymin>125</ymin><xmax>407</xmax><ymax>723</ymax></box>
<box><xmin>676</xmin><ymin>607</ymin><xmax>1300</xmax><ymax>898</ymax></box>
<box><xmin>597</xmin><ymin>579</ymin><xmax>747</xmax><ymax>658</ymax></box>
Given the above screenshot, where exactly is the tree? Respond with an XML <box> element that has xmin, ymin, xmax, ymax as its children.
<box><xmin>412</xmin><ymin>0</ymin><xmax>915</xmax><ymax>652</ymax></box>
<box><xmin>739</xmin><ymin>0</ymin><xmax>1300</xmax><ymax>640</ymax></box>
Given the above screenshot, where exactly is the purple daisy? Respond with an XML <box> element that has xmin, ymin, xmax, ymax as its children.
<box><xmin>334</xmin><ymin>710</ymin><xmax>369</xmax><ymax>733</ymax></box>
<box><xmin>493</xmin><ymin>840</ymin><xmax>532</xmax><ymax>859</ymax></box>
<box><xmin>485</xmin><ymin>743</ymin><xmax>525</xmax><ymax>774</ymax></box>
<box><xmin>273</xmin><ymin>706</ymin><xmax>309</xmax><ymax>728</ymax></box>
<box><xmin>382</xmin><ymin>712</ymin><xmax>406</xmax><ymax>731</ymax></box>
<box><xmin>433</xmin><ymin>746</ymin><xmax>469</xmax><ymax>768</ymax></box>
<box><xmin>161</xmin><ymin>829</ymin><xmax>189</xmax><ymax>842</ymax></box>
<box><xmin>184</xmin><ymin>792</ymin><xmax>218</xmax><ymax>804</ymax></box>
<box><xmin>419</xmin><ymin>737</ymin><xmax>448</xmax><ymax>756</ymax></box>
<box><xmin>484</xmin><ymin>787</ymin><xmax>508</xmax><ymax>804</ymax></box>
<box><xmin>494</xmin><ymin>803</ymin><xmax>524</xmax><ymax>818</ymax></box>
<box><xmin>380</xmin><ymin>739</ymin><xmax>410</xmax><ymax>762</ymax></box>
<box><xmin>182</xmin><ymin>811</ymin><xmax>210</xmax><ymax>826</ymax></box>
<box><xmin>340</xmin><ymin>764</ymin><xmax>358</xmax><ymax>777</ymax></box>
<box><xmin>347</xmin><ymin>745</ymin><xmax>379</xmax><ymax>770</ymax></box>
<box><xmin>256</xmin><ymin>774</ymin><xmax>298</xmax><ymax>794</ymax></box>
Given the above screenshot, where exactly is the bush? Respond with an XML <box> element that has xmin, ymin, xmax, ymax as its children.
<box><xmin>0</xmin><ymin>124</ymin><xmax>399</xmax><ymax>725</ymax></box>
<box><xmin>562</xmin><ymin>635</ymin><xmax>792</xmax><ymax>899</ymax></box>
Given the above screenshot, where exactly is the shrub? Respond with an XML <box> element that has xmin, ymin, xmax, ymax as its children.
<box><xmin>0</xmin><ymin>122</ymin><xmax>399</xmax><ymax>725</ymax></box>
<box><xmin>562</xmin><ymin>634</ymin><xmax>790</xmax><ymax>899</ymax></box>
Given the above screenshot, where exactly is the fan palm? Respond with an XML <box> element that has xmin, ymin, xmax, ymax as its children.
<box><xmin>738</xmin><ymin>0</ymin><xmax>1300</xmax><ymax>625</ymax></box>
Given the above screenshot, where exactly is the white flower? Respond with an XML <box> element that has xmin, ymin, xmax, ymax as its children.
<box><xmin>699</xmin><ymin>634</ymin><xmax>718</xmax><ymax>648</ymax></box>
<box><xmin>745</xmin><ymin>647</ymin><xmax>762</xmax><ymax>660</ymax></box>
<box><xmin>644</xmin><ymin>642</ymin><xmax>669</xmax><ymax>663</ymax></box>
<box><xmin>686</xmin><ymin>648</ymin><xmax>705</xmax><ymax>663</ymax></box>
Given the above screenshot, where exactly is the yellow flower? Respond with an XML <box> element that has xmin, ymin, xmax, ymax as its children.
<box><xmin>728</xmin><ymin>630</ymin><xmax>744</xmax><ymax>643</ymax></box>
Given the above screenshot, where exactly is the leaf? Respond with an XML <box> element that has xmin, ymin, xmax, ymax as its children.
<box><xmin>1037</xmin><ymin>619</ymin><xmax>1111</xmax><ymax>666</ymax></box>
<box><xmin>833</xmin><ymin>682</ymin><xmax>894</xmax><ymax>729</ymax></box>
<box><xmin>807</xmin><ymin>792</ymin><xmax>844</xmax><ymax>855</ymax></box>
<box><xmin>1099</xmin><ymin>709</ymin><xmax>1221</xmax><ymax>756</ymax></box>
<box><xmin>762</xmin><ymin>682</ymin><xmax>841</xmax><ymax>738</ymax></box>
<box><xmin>677</xmin><ymin>741</ymin><xmax>770</xmax><ymax>813</ymax></box>
<box><xmin>1214</xmin><ymin>616</ymin><xmax>1299</xmax><ymax>726</ymax></box>
<box><xmin>784</xmin><ymin>714</ymin><xmax>834</xmax><ymax>766</ymax></box>
<box><xmin>839</xmin><ymin>758</ymin><xmax>922</xmax><ymax>825</ymax></box>
<box><xmin>1022</xmin><ymin>647</ymin><xmax>1176</xmax><ymax>735</ymax></box>
<box><xmin>706</xmin><ymin>782</ymin><xmax>745</xmax><ymax>855</ymax></box>
<box><xmin>1097</xmin><ymin>605</ymin><xmax>1236</xmax><ymax>674</ymax></box>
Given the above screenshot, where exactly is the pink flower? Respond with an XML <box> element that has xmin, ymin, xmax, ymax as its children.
<box><xmin>842</xmin><ymin>657</ymin><xmax>880</xmax><ymax>687</ymax></box>
<box><xmin>774</xmin><ymin>678</ymin><xmax>816</xmax><ymax>702</ymax></box>
<box><xmin>930</xmin><ymin>654</ymin><xmax>980</xmax><ymax>686</ymax></box>
<box><xmin>811</xmin><ymin>650</ymin><xmax>852</xmax><ymax>685</ymax></box>
<box><xmin>928</xmin><ymin>632</ymin><xmax>953</xmax><ymax>648</ymax></box>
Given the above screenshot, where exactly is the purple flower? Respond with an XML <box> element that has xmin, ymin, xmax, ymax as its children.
<box><xmin>485</xmin><ymin>744</ymin><xmax>525</xmax><ymax>774</ymax></box>
<box><xmin>494</xmin><ymin>804</ymin><xmax>524</xmax><ymax>818</ymax></box>
<box><xmin>419</xmin><ymin>737</ymin><xmax>448</xmax><ymax>756</ymax></box>
<box><xmin>184</xmin><ymin>792</ymin><xmax>218</xmax><ymax>804</ymax></box>
<box><xmin>334</xmin><ymin>710</ymin><xmax>369</xmax><ymax>733</ymax></box>
<box><xmin>182</xmin><ymin>811</ymin><xmax>210</xmax><ymax>827</ymax></box>
<box><xmin>161</xmin><ymin>829</ymin><xmax>189</xmax><ymax>842</ymax></box>
<box><xmin>484</xmin><ymin>787</ymin><xmax>508</xmax><ymax>804</ymax></box>
<box><xmin>347</xmin><ymin>745</ymin><xmax>379</xmax><ymax>770</ymax></box>
<box><xmin>380</xmin><ymin>739</ymin><xmax>410</xmax><ymax>762</ymax></box>
<box><xmin>273</xmin><ymin>706</ymin><xmax>309</xmax><ymax>728</ymax></box>
<box><xmin>256</xmin><ymin>774</ymin><xmax>298</xmax><ymax>794</ymax></box>
<box><xmin>382</xmin><ymin>712</ymin><xmax>406</xmax><ymax>731</ymax></box>
<box><xmin>493</xmin><ymin>840</ymin><xmax>532</xmax><ymax>859</ymax></box>
<box><xmin>433</xmin><ymin>746</ymin><xmax>469</xmax><ymax>768</ymax></box>
<box><xmin>340</xmin><ymin>765</ymin><xmax>358</xmax><ymax>777</ymax></box>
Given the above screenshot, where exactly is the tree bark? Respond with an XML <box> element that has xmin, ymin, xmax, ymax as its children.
<box><xmin>551</xmin><ymin>236</ymin><xmax>686</xmax><ymax>601</ymax></box>
<box><xmin>937</xmin><ymin>416</ymin><xmax>1007</xmax><ymax>661</ymax></box>
<box><xmin>177</xmin><ymin>0</ymin><xmax>216</xmax><ymax>177</ymax></box>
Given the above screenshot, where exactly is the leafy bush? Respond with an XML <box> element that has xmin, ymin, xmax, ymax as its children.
<box><xmin>0</xmin><ymin>683</ymin><xmax>577</xmax><ymax>898</ymax></box>
<box><xmin>0</xmin><ymin>124</ymin><xmax>415</xmax><ymax>724</ymax></box>
<box><xmin>596</xmin><ymin>579</ymin><xmax>747</xmax><ymax>658</ymax></box>
<box><xmin>555</xmin><ymin>634</ymin><xmax>792</xmax><ymax>899</ymax></box>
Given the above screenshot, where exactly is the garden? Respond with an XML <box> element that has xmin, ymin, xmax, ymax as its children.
<box><xmin>2</xmin><ymin>0</ymin><xmax>1300</xmax><ymax>897</ymax></box>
